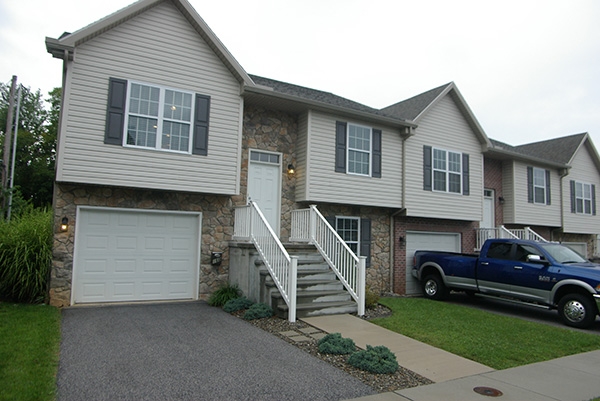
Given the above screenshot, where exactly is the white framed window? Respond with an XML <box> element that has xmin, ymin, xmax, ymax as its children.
<box><xmin>433</xmin><ymin>147</ymin><xmax>462</xmax><ymax>194</ymax></box>
<box><xmin>347</xmin><ymin>123</ymin><xmax>371</xmax><ymax>176</ymax></box>
<box><xmin>533</xmin><ymin>167</ymin><xmax>546</xmax><ymax>204</ymax></box>
<box><xmin>575</xmin><ymin>181</ymin><xmax>592</xmax><ymax>214</ymax></box>
<box><xmin>125</xmin><ymin>81</ymin><xmax>194</xmax><ymax>153</ymax></box>
<box><xmin>335</xmin><ymin>217</ymin><xmax>360</xmax><ymax>254</ymax></box>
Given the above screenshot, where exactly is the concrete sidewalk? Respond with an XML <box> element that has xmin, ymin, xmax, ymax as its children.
<box><xmin>303</xmin><ymin>314</ymin><xmax>600</xmax><ymax>401</ymax></box>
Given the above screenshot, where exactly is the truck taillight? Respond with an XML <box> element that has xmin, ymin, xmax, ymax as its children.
<box><xmin>413</xmin><ymin>255</ymin><xmax>416</xmax><ymax>267</ymax></box>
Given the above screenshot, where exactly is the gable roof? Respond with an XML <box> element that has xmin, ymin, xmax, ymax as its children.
<box><xmin>487</xmin><ymin>133</ymin><xmax>600</xmax><ymax>172</ymax></box>
<box><xmin>381</xmin><ymin>83</ymin><xmax>450</xmax><ymax>121</ymax></box>
<box><xmin>381</xmin><ymin>82</ymin><xmax>491</xmax><ymax>146</ymax></box>
<box><xmin>244</xmin><ymin>75</ymin><xmax>417</xmax><ymax>130</ymax></box>
<box><xmin>45</xmin><ymin>0</ymin><xmax>254</xmax><ymax>87</ymax></box>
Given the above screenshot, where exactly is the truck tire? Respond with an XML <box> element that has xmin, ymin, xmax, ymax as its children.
<box><xmin>557</xmin><ymin>293</ymin><xmax>597</xmax><ymax>329</ymax></box>
<box><xmin>422</xmin><ymin>274</ymin><xmax>449</xmax><ymax>301</ymax></box>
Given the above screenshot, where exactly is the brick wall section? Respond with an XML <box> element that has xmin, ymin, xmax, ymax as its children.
<box><xmin>50</xmin><ymin>183</ymin><xmax>234</xmax><ymax>307</ymax></box>
<box><xmin>393</xmin><ymin>216</ymin><xmax>478</xmax><ymax>295</ymax></box>
<box><xmin>484</xmin><ymin>157</ymin><xmax>504</xmax><ymax>225</ymax></box>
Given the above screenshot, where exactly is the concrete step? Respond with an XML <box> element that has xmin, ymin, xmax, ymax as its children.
<box><xmin>275</xmin><ymin>300</ymin><xmax>358</xmax><ymax>319</ymax></box>
<box><xmin>272</xmin><ymin>289</ymin><xmax>352</xmax><ymax>306</ymax></box>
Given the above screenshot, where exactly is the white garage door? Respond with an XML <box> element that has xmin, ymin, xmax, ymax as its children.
<box><xmin>405</xmin><ymin>232</ymin><xmax>460</xmax><ymax>295</ymax></box>
<box><xmin>72</xmin><ymin>207</ymin><xmax>201</xmax><ymax>304</ymax></box>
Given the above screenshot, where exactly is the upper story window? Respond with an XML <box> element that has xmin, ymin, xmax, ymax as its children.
<box><xmin>526</xmin><ymin>167</ymin><xmax>550</xmax><ymax>205</ymax></box>
<box><xmin>126</xmin><ymin>82</ymin><xmax>194</xmax><ymax>152</ymax></box>
<box><xmin>433</xmin><ymin>148</ymin><xmax>462</xmax><ymax>194</ymax></box>
<box><xmin>104</xmin><ymin>78</ymin><xmax>210</xmax><ymax>156</ymax></box>
<box><xmin>532</xmin><ymin>167</ymin><xmax>546</xmax><ymax>204</ymax></box>
<box><xmin>575</xmin><ymin>182</ymin><xmax>592</xmax><ymax>214</ymax></box>
<box><xmin>347</xmin><ymin>124</ymin><xmax>372</xmax><ymax>175</ymax></box>
<box><xmin>335</xmin><ymin>121</ymin><xmax>382</xmax><ymax>178</ymax></box>
<box><xmin>423</xmin><ymin>145</ymin><xmax>469</xmax><ymax>195</ymax></box>
<box><xmin>570</xmin><ymin>180</ymin><xmax>596</xmax><ymax>215</ymax></box>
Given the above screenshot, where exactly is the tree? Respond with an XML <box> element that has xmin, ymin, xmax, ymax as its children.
<box><xmin>0</xmin><ymin>81</ymin><xmax>59</xmax><ymax>209</ymax></box>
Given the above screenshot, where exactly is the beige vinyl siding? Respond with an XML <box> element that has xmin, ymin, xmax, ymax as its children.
<box><xmin>300</xmin><ymin>110</ymin><xmax>403</xmax><ymax>208</ymax></box>
<box><xmin>295</xmin><ymin>113</ymin><xmax>309</xmax><ymax>200</ymax></box>
<box><xmin>563</xmin><ymin>144</ymin><xmax>600</xmax><ymax>234</ymax></box>
<box><xmin>511</xmin><ymin>160</ymin><xmax>561</xmax><ymax>226</ymax></box>
<box><xmin>57</xmin><ymin>1</ymin><xmax>242</xmax><ymax>195</ymax></box>
<box><xmin>404</xmin><ymin>96</ymin><xmax>483</xmax><ymax>221</ymax></box>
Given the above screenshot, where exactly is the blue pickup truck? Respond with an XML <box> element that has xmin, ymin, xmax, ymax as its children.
<box><xmin>412</xmin><ymin>238</ymin><xmax>600</xmax><ymax>328</ymax></box>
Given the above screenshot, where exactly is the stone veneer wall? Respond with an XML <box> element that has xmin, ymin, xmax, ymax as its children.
<box><xmin>50</xmin><ymin>183</ymin><xmax>234</xmax><ymax>307</ymax></box>
<box><xmin>238</xmin><ymin>105</ymin><xmax>299</xmax><ymax>240</ymax></box>
<box><xmin>393</xmin><ymin>216</ymin><xmax>478</xmax><ymax>295</ymax></box>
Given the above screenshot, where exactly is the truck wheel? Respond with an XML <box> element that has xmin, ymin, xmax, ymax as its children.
<box><xmin>557</xmin><ymin>293</ymin><xmax>597</xmax><ymax>329</ymax></box>
<box><xmin>422</xmin><ymin>274</ymin><xmax>448</xmax><ymax>301</ymax></box>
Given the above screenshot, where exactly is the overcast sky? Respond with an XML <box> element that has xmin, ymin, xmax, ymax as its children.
<box><xmin>1</xmin><ymin>0</ymin><xmax>599</xmax><ymax>148</ymax></box>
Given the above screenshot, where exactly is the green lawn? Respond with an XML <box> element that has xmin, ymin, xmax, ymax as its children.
<box><xmin>373</xmin><ymin>297</ymin><xmax>600</xmax><ymax>370</ymax></box>
<box><xmin>0</xmin><ymin>303</ymin><xmax>61</xmax><ymax>401</ymax></box>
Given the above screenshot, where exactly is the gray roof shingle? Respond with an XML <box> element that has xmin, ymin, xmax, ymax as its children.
<box><xmin>249</xmin><ymin>74</ymin><xmax>405</xmax><ymax>120</ymax></box>
<box><xmin>380</xmin><ymin>83</ymin><xmax>452</xmax><ymax>120</ymax></box>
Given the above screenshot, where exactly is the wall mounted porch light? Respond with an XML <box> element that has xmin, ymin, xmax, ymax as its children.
<box><xmin>60</xmin><ymin>217</ymin><xmax>69</xmax><ymax>232</ymax></box>
<box><xmin>287</xmin><ymin>164</ymin><xmax>295</xmax><ymax>176</ymax></box>
<box><xmin>498</xmin><ymin>196</ymin><xmax>505</xmax><ymax>205</ymax></box>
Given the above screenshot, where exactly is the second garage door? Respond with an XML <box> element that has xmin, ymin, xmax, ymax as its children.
<box><xmin>72</xmin><ymin>207</ymin><xmax>201</xmax><ymax>304</ymax></box>
<box><xmin>405</xmin><ymin>232</ymin><xmax>461</xmax><ymax>295</ymax></box>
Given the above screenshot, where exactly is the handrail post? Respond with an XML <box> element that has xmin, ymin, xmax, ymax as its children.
<box><xmin>357</xmin><ymin>256</ymin><xmax>366</xmax><ymax>316</ymax></box>
<box><xmin>288</xmin><ymin>256</ymin><xmax>298</xmax><ymax>322</ymax></box>
<box><xmin>309</xmin><ymin>204</ymin><xmax>317</xmax><ymax>244</ymax></box>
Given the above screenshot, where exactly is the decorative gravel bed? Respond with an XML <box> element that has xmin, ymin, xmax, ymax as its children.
<box><xmin>234</xmin><ymin>305</ymin><xmax>433</xmax><ymax>393</ymax></box>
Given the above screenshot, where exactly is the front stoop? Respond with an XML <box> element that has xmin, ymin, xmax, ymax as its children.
<box><xmin>259</xmin><ymin>244</ymin><xmax>358</xmax><ymax>319</ymax></box>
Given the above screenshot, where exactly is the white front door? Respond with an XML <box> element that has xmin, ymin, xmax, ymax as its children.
<box><xmin>481</xmin><ymin>189</ymin><xmax>495</xmax><ymax>228</ymax></box>
<box><xmin>248</xmin><ymin>150</ymin><xmax>282</xmax><ymax>236</ymax></box>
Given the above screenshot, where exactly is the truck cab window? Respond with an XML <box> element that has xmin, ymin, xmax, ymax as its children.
<box><xmin>486</xmin><ymin>242</ymin><xmax>512</xmax><ymax>260</ymax></box>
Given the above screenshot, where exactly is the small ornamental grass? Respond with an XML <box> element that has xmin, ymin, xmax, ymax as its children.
<box><xmin>317</xmin><ymin>333</ymin><xmax>356</xmax><ymax>355</ymax></box>
<box><xmin>223</xmin><ymin>296</ymin><xmax>254</xmax><ymax>313</ymax></box>
<box><xmin>207</xmin><ymin>283</ymin><xmax>241</xmax><ymax>307</ymax></box>
<box><xmin>243</xmin><ymin>303</ymin><xmax>273</xmax><ymax>320</ymax></box>
<box><xmin>348</xmin><ymin>345</ymin><xmax>399</xmax><ymax>374</ymax></box>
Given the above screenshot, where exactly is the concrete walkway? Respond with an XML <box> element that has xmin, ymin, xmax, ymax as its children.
<box><xmin>303</xmin><ymin>314</ymin><xmax>600</xmax><ymax>401</ymax></box>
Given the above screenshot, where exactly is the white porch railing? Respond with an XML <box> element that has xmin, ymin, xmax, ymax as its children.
<box><xmin>233</xmin><ymin>202</ymin><xmax>298</xmax><ymax>322</ymax></box>
<box><xmin>475</xmin><ymin>225</ymin><xmax>549</xmax><ymax>250</ymax></box>
<box><xmin>290</xmin><ymin>205</ymin><xmax>366</xmax><ymax>316</ymax></box>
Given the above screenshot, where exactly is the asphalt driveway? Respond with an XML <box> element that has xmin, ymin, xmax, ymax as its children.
<box><xmin>57</xmin><ymin>301</ymin><xmax>375</xmax><ymax>401</ymax></box>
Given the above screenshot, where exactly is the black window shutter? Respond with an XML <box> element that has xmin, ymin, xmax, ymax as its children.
<box><xmin>570</xmin><ymin>180</ymin><xmax>576</xmax><ymax>213</ymax></box>
<box><xmin>192</xmin><ymin>94</ymin><xmax>210</xmax><ymax>155</ymax></box>
<box><xmin>326</xmin><ymin>215</ymin><xmax>336</xmax><ymax>229</ymax></box>
<box><xmin>527</xmin><ymin>167</ymin><xmax>533</xmax><ymax>203</ymax></box>
<box><xmin>360</xmin><ymin>218</ymin><xmax>371</xmax><ymax>267</ymax></box>
<box><xmin>462</xmin><ymin>153</ymin><xmax>470</xmax><ymax>195</ymax></box>
<box><xmin>545</xmin><ymin>169</ymin><xmax>551</xmax><ymax>205</ymax></box>
<box><xmin>104</xmin><ymin>78</ymin><xmax>127</xmax><ymax>145</ymax></box>
<box><xmin>593</xmin><ymin>184</ymin><xmax>597</xmax><ymax>215</ymax></box>
<box><xmin>423</xmin><ymin>146</ymin><xmax>432</xmax><ymax>191</ymax></box>
<box><xmin>372</xmin><ymin>129</ymin><xmax>382</xmax><ymax>178</ymax></box>
<box><xmin>335</xmin><ymin>121</ymin><xmax>347</xmax><ymax>173</ymax></box>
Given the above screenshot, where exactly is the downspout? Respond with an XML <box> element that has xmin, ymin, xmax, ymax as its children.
<box><xmin>389</xmin><ymin>127</ymin><xmax>411</xmax><ymax>294</ymax></box>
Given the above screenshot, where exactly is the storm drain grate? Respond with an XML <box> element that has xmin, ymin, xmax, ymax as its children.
<box><xmin>473</xmin><ymin>386</ymin><xmax>503</xmax><ymax>397</ymax></box>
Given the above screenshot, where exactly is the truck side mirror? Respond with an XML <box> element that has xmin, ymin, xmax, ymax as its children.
<box><xmin>526</xmin><ymin>254</ymin><xmax>547</xmax><ymax>264</ymax></box>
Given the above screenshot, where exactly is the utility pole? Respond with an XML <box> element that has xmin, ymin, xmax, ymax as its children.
<box><xmin>2</xmin><ymin>75</ymin><xmax>17</xmax><ymax>205</ymax></box>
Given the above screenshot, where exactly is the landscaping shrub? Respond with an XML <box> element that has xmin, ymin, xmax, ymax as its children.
<box><xmin>317</xmin><ymin>333</ymin><xmax>356</xmax><ymax>355</ymax></box>
<box><xmin>208</xmin><ymin>282</ymin><xmax>241</xmax><ymax>306</ymax></box>
<box><xmin>0</xmin><ymin>208</ymin><xmax>53</xmax><ymax>303</ymax></box>
<box><xmin>223</xmin><ymin>296</ymin><xmax>254</xmax><ymax>313</ymax></box>
<box><xmin>348</xmin><ymin>345</ymin><xmax>399</xmax><ymax>374</ymax></box>
<box><xmin>243</xmin><ymin>303</ymin><xmax>273</xmax><ymax>320</ymax></box>
<box><xmin>365</xmin><ymin>287</ymin><xmax>380</xmax><ymax>309</ymax></box>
